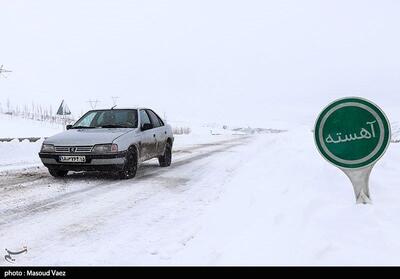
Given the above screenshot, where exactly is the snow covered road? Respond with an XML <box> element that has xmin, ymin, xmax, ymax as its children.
<box><xmin>0</xmin><ymin>135</ymin><xmax>255</xmax><ymax>265</ymax></box>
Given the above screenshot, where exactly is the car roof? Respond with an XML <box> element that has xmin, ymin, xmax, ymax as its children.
<box><xmin>88</xmin><ymin>107</ymin><xmax>149</xmax><ymax>111</ymax></box>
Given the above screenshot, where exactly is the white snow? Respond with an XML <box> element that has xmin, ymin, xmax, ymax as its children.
<box><xmin>0</xmin><ymin>140</ymin><xmax>43</xmax><ymax>171</ymax></box>
<box><xmin>1</xmin><ymin>116</ymin><xmax>400</xmax><ymax>265</ymax></box>
<box><xmin>0</xmin><ymin>114</ymin><xmax>63</xmax><ymax>171</ymax></box>
<box><xmin>170</xmin><ymin>127</ymin><xmax>400</xmax><ymax>265</ymax></box>
<box><xmin>0</xmin><ymin>133</ymin><xmax>251</xmax><ymax>265</ymax></box>
<box><xmin>0</xmin><ymin>114</ymin><xmax>63</xmax><ymax>138</ymax></box>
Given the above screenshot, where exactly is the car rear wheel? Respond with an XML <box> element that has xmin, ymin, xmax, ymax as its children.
<box><xmin>48</xmin><ymin>169</ymin><xmax>68</xmax><ymax>178</ymax></box>
<box><xmin>119</xmin><ymin>148</ymin><xmax>138</xmax><ymax>179</ymax></box>
<box><xmin>159</xmin><ymin>142</ymin><xmax>172</xmax><ymax>167</ymax></box>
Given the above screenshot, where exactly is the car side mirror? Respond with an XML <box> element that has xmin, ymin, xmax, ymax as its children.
<box><xmin>66</xmin><ymin>125</ymin><xmax>72</xmax><ymax>130</ymax></box>
<box><xmin>141</xmin><ymin>123</ymin><xmax>153</xmax><ymax>131</ymax></box>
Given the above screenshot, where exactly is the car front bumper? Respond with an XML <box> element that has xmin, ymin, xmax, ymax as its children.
<box><xmin>38</xmin><ymin>151</ymin><xmax>127</xmax><ymax>172</ymax></box>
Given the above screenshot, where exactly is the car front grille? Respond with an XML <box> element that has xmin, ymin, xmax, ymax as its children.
<box><xmin>54</xmin><ymin>146</ymin><xmax>93</xmax><ymax>153</ymax></box>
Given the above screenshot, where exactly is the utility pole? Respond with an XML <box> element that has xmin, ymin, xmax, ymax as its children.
<box><xmin>0</xmin><ymin>65</ymin><xmax>12</xmax><ymax>79</ymax></box>
<box><xmin>111</xmin><ymin>96</ymin><xmax>119</xmax><ymax>106</ymax></box>
<box><xmin>87</xmin><ymin>99</ymin><xmax>100</xmax><ymax>109</ymax></box>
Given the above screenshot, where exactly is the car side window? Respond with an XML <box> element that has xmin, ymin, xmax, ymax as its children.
<box><xmin>156</xmin><ymin>115</ymin><xmax>164</xmax><ymax>126</ymax></box>
<box><xmin>146</xmin><ymin>110</ymin><xmax>163</xmax><ymax>128</ymax></box>
<box><xmin>140</xmin><ymin>110</ymin><xmax>151</xmax><ymax>127</ymax></box>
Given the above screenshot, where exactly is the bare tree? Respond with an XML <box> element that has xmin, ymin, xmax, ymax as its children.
<box><xmin>6</xmin><ymin>98</ymin><xmax>10</xmax><ymax>113</ymax></box>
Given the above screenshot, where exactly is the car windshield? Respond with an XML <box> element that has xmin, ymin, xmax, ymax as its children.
<box><xmin>72</xmin><ymin>109</ymin><xmax>138</xmax><ymax>129</ymax></box>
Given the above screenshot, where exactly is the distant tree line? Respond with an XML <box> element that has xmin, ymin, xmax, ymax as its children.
<box><xmin>172</xmin><ymin>126</ymin><xmax>191</xmax><ymax>135</ymax></box>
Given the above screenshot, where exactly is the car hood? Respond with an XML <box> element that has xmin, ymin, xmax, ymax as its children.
<box><xmin>44</xmin><ymin>128</ymin><xmax>136</xmax><ymax>146</ymax></box>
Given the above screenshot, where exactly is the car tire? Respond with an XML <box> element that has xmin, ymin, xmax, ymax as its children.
<box><xmin>159</xmin><ymin>142</ymin><xmax>172</xmax><ymax>167</ymax></box>
<box><xmin>119</xmin><ymin>148</ymin><xmax>138</xmax><ymax>179</ymax></box>
<box><xmin>48</xmin><ymin>169</ymin><xmax>68</xmax><ymax>178</ymax></box>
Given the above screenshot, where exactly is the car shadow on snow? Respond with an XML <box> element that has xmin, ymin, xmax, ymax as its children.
<box><xmin>64</xmin><ymin>160</ymin><xmax>164</xmax><ymax>181</ymax></box>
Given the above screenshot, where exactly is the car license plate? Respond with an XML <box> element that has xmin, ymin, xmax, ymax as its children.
<box><xmin>59</xmin><ymin>156</ymin><xmax>86</xmax><ymax>163</ymax></box>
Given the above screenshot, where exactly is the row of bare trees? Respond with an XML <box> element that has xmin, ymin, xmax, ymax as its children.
<box><xmin>172</xmin><ymin>126</ymin><xmax>191</xmax><ymax>135</ymax></box>
<box><xmin>0</xmin><ymin>99</ymin><xmax>75</xmax><ymax>125</ymax></box>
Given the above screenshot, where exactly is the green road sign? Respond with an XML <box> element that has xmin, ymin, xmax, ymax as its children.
<box><xmin>314</xmin><ymin>97</ymin><xmax>391</xmax><ymax>169</ymax></box>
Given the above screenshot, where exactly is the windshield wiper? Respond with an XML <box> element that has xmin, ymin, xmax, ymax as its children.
<box><xmin>100</xmin><ymin>124</ymin><xmax>130</xmax><ymax>128</ymax></box>
<box><xmin>71</xmin><ymin>126</ymin><xmax>95</xmax><ymax>129</ymax></box>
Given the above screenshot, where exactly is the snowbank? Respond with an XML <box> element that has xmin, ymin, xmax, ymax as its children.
<box><xmin>0</xmin><ymin>114</ymin><xmax>63</xmax><ymax>138</ymax></box>
<box><xmin>0</xmin><ymin>140</ymin><xmax>43</xmax><ymax>170</ymax></box>
<box><xmin>170</xmin><ymin>125</ymin><xmax>400</xmax><ymax>265</ymax></box>
<box><xmin>170</xmin><ymin>121</ymin><xmax>246</xmax><ymax>149</ymax></box>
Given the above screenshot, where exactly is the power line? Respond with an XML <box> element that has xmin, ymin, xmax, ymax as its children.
<box><xmin>0</xmin><ymin>65</ymin><xmax>12</xmax><ymax>79</ymax></box>
<box><xmin>87</xmin><ymin>99</ymin><xmax>100</xmax><ymax>109</ymax></box>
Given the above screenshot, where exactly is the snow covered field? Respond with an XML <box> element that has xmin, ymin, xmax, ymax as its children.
<box><xmin>0</xmin><ymin>114</ymin><xmax>63</xmax><ymax>138</ymax></box>
<box><xmin>0</xmin><ymin>114</ymin><xmax>61</xmax><ymax>171</ymax></box>
<box><xmin>1</xmin><ymin>114</ymin><xmax>400</xmax><ymax>265</ymax></box>
<box><xmin>171</xmin><ymin>127</ymin><xmax>400</xmax><ymax>265</ymax></box>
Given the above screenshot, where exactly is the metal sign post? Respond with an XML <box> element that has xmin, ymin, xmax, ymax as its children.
<box><xmin>314</xmin><ymin>97</ymin><xmax>391</xmax><ymax>204</ymax></box>
<box><xmin>56</xmin><ymin>100</ymin><xmax>72</xmax><ymax>130</ymax></box>
<box><xmin>342</xmin><ymin>165</ymin><xmax>373</xmax><ymax>204</ymax></box>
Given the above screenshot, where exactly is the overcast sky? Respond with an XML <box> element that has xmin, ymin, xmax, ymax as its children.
<box><xmin>0</xmin><ymin>0</ymin><xmax>399</xmax><ymax>126</ymax></box>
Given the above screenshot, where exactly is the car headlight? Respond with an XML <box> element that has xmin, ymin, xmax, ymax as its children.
<box><xmin>41</xmin><ymin>144</ymin><xmax>55</xmax><ymax>153</ymax></box>
<box><xmin>93</xmin><ymin>144</ymin><xmax>118</xmax><ymax>153</ymax></box>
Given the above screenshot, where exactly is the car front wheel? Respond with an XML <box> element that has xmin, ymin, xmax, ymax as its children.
<box><xmin>119</xmin><ymin>148</ymin><xmax>138</xmax><ymax>179</ymax></box>
<box><xmin>159</xmin><ymin>142</ymin><xmax>172</xmax><ymax>167</ymax></box>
